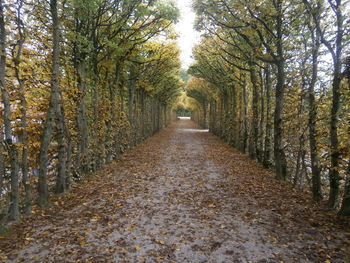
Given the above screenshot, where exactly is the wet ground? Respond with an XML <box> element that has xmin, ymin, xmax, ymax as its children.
<box><xmin>1</xmin><ymin>119</ymin><xmax>349</xmax><ymax>262</ymax></box>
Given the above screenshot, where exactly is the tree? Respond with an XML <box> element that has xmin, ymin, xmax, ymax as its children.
<box><xmin>10</xmin><ymin>0</ymin><xmax>31</xmax><ymax>214</ymax></box>
<box><xmin>303</xmin><ymin>0</ymin><xmax>348</xmax><ymax>207</ymax></box>
<box><xmin>38</xmin><ymin>0</ymin><xmax>70</xmax><ymax>206</ymax></box>
<box><xmin>189</xmin><ymin>0</ymin><xmax>350</xmax><ymax>213</ymax></box>
<box><xmin>0</xmin><ymin>0</ymin><xmax>20</xmax><ymax>221</ymax></box>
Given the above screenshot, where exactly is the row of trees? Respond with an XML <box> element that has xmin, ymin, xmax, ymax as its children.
<box><xmin>0</xmin><ymin>0</ymin><xmax>181</xmax><ymax>224</ymax></box>
<box><xmin>187</xmin><ymin>0</ymin><xmax>350</xmax><ymax>215</ymax></box>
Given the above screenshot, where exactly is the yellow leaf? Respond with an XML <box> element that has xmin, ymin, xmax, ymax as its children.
<box><xmin>134</xmin><ymin>246</ymin><xmax>141</xmax><ymax>251</ymax></box>
<box><xmin>271</xmin><ymin>237</ymin><xmax>278</xmax><ymax>243</ymax></box>
<box><xmin>90</xmin><ymin>216</ymin><xmax>99</xmax><ymax>222</ymax></box>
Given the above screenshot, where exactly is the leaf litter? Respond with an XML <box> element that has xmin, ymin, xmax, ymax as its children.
<box><xmin>0</xmin><ymin>119</ymin><xmax>349</xmax><ymax>262</ymax></box>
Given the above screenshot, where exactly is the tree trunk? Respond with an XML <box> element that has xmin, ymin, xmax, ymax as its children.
<box><xmin>128</xmin><ymin>65</ymin><xmax>137</xmax><ymax>146</ymax></box>
<box><xmin>308</xmin><ymin>28</ymin><xmax>322</xmax><ymax>201</ymax></box>
<box><xmin>38</xmin><ymin>0</ymin><xmax>65</xmax><ymax>205</ymax></box>
<box><xmin>222</xmin><ymin>90</ymin><xmax>228</xmax><ymax>140</ymax></box>
<box><xmin>328</xmin><ymin>68</ymin><xmax>342</xmax><ymax>207</ymax></box>
<box><xmin>274</xmin><ymin>59</ymin><xmax>288</xmax><ymax>180</ymax></box>
<box><xmin>12</xmin><ymin>0</ymin><xmax>31</xmax><ymax>214</ymax></box>
<box><xmin>273</xmin><ymin>0</ymin><xmax>288</xmax><ymax>180</ymax></box>
<box><xmin>65</xmin><ymin>134</ymin><xmax>72</xmax><ymax>191</ymax></box>
<box><xmin>140</xmin><ymin>89</ymin><xmax>146</xmax><ymax>139</ymax></box>
<box><xmin>218</xmin><ymin>96</ymin><xmax>223</xmax><ymax>138</ymax></box>
<box><xmin>0</xmin><ymin>131</ymin><xmax>4</xmax><ymax>196</ymax></box>
<box><xmin>263</xmin><ymin>65</ymin><xmax>272</xmax><ymax>168</ymax></box>
<box><xmin>19</xmin><ymin>72</ymin><xmax>31</xmax><ymax>215</ymax></box>
<box><xmin>0</xmin><ymin>1</ymin><xmax>20</xmax><ymax>222</ymax></box>
<box><xmin>242</xmin><ymin>77</ymin><xmax>248</xmax><ymax>153</ymax></box>
<box><xmin>106</xmin><ymin>78</ymin><xmax>114</xmax><ymax>163</ymax></box>
<box><xmin>302</xmin><ymin>0</ymin><xmax>344</xmax><ymax>208</ymax></box>
<box><xmin>321</xmin><ymin>1</ymin><xmax>343</xmax><ymax>208</ymax></box>
<box><xmin>230</xmin><ymin>85</ymin><xmax>237</xmax><ymax>147</ymax></box>
<box><xmin>258</xmin><ymin>69</ymin><xmax>265</xmax><ymax>163</ymax></box>
<box><xmin>91</xmin><ymin>46</ymin><xmax>100</xmax><ymax>171</ymax></box>
<box><xmin>55</xmin><ymin>102</ymin><xmax>68</xmax><ymax>194</ymax></box>
<box><xmin>52</xmin><ymin>0</ymin><xmax>68</xmax><ymax>193</ymax></box>
<box><xmin>113</xmin><ymin>62</ymin><xmax>123</xmax><ymax>157</ymax></box>
<box><xmin>75</xmin><ymin>58</ymin><xmax>89</xmax><ymax>173</ymax></box>
<box><xmin>293</xmin><ymin>145</ymin><xmax>302</xmax><ymax>187</ymax></box>
<box><xmin>338</xmin><ymin>161</ymin><xmax>350</xmax><ymax>216</ymax></box>
<box><xmin>157</xmin><ymin>102</ymin><xmax>161</xmax><ymax>132</ymax></box>
<box><xmin>37</xmin><ymin>107</ymin><xmax>54</xmax><ymax>207</ymax></box>
<box><xmin>249</xmin><ymin>65</ymin><xmax>259</xmax><ymax>160</ymax></box>
<box><xmin>338</xmin><ymin>58</ymin><xmax>350</xmax><ymax>215</ymax></box>
<box><xmin>18</xmin><ymin>57</ymin><xmax>31</xmax><ymax>214</ymax></box>
<box><xmin>202</xmin><ymin>102</ymin><xmax>207</xmax><ymax>129</ymax></box>
<box><xmin>209</xmin><ymin>100</ymin><xmax>214</xmax><ymax>134</ymax></box>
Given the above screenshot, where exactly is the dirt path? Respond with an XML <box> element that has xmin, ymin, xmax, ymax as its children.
<box><xmin>1</xmin><ymin>119</ymin><xmax>349</xmax><ymax>262</ymax></box>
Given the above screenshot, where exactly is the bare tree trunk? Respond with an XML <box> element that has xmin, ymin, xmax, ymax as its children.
<box><xmin>13</xmin><ymin>0</ymin><xmax>31</xmax><ymax>214</ymax></box>
<box><xmin>65</xmin><ymin>134</ymin><xmax>72</xmax><ymax>191</ymax></box>
<box><xmin>249</xmin><ymin>64</ymin><xmax>259</xmax><ymax>160</ymax></box>
<box><xmin>19</xmin><ymin>81</ymin><xmax>30</xmax><ymax>214</ymax></box>
<box><xmin>273</xmin><ymin>0</ymin><xmax>288</xmax><ymax>180</ymax></box>
<box><xmin>128</xmin><ymin>64</ymin><xmax>137</xmax><ymax>146</ymax></box>
<box><xmin>302</xmin><ymin>0</ymin><xmax>345</xmax><ymax>208</ymax></box>
<box><xmin>157</xmin><ymin>102</ymin><xmax>161</xmax><ymax>133</ymax></box>
<box><xmin>202</xmin><ymin>102</ymin><xmax>207</xmax><ymax>129</ymax></box>
<box><xmin>54</xmin><ymin>22</ymin><xmax>72</xmax><ymax>192</ymax></box>
<box><xmin>263</xmin><ymin>65</ymin><xmax>272</xmax><ymax>168</ymax></box>
<box><xmin>38</xmin><ymin>0</ymin><xmax>65</xmax><ymax>205</ymax></box>
<box><xmin>107</xmin><ymin>62</ymin><xmax>121</xmax><ymax>161</ymax></box>
<box><xmin>338</xmin><ymin>161</ymin><xmax>350</xmax><ymax>216</ymax></box>
<box><xmin>141</xmin><ymin>89</ymin><xmax>146</xmax><ymax>139</ymax></box>
<box><xmin>222</xmin><ymin>90</ymin><xmax>228</xmax><ymax>140</ymax></box>
<box><xmin>106</xmin><ymin>78</ymin><xmax>114</xmax><ymax>163</ymax></box>
<box><xmin>274</xmin><ymin>59</ymin><xmax>288</xmax><ymax>180</ymax></box>
<box><xmin>294</xmin><ymin>132</ymin><xmax>307</xmax><ymax>186</ymax></box>
<box><xmin>230</xmin><ymin>85</ymin><xmax>237</xmax><ymax>147</ymax></box>
<box><xmin>75</xmin><ymin>58</ymin><xmax>89</xmax><ymax>173</ymax></box>
<box><xmin>0</xmin><ymin>131</ymin><xmax>4</xmax><ymax>196</ymax></box>
<box><xmin>293</xmin><ymin>146</ymin><xmax>302</xmax><ymax>187</ymax></box>
<box><xmin>37</xmin><ymin>110</ymin><xmax>54</xmax><ymax>207</ymax></box>
<box><xmin>209</xmin><ymin>100</ymin><xmax>215</xmax><ymax>134</ymax></box>
<box><xmin>308</xmin><ymin>27</ymin><xmax>322</xmax><ymax>201</ymax></box>
<box><xmin>242</xmin><ymin>77</ymin><xmax>248</xmax><ymax>154</ymax></box>
<box><xmin>338</xmin><ymin>58</ymin><xmax>350</xmax><ymax>215</ymax></box>
<box><xmin>217</xmin><ymin>97</ymin><xmax>222</xmax><ymax>137</ymax></box>
<box><xmin>0</xmin><ymin>1</ymin><xmax>20</xmax><ymax>221</ymax></box>
<box><xmin>55</xmin><ymin>102</ymin><xmax>68</xmax><ymax>194</ymax></box>
<box><xmin>91</xmin><ymin>42</ymin><xmax>100</xmax><ymax>171</ymax></box>
<box><xmin>258</xmin><ymin>69</ymin><xmax>265</xmax><ymax>163</ymax></box>
<box><xmin>328</xmin><ymin>68</ymin><xmax>342</xmax><ymax>207</ymax></box>
<box><xmin>111</xmin><ymin>62</ymin><xmax>123</xmax><ymax>159</ymax></box>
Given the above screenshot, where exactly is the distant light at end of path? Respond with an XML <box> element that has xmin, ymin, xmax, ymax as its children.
<box><xmin>175</xmin><ymin>0</ymin><xmax>201</xmax><ymax>69</ymax></box>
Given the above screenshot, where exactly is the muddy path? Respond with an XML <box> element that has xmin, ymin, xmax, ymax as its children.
<box><xmin>1</xmin><ymin>119</ymin><xmax>349</xmax><ymax>262</ymax></box>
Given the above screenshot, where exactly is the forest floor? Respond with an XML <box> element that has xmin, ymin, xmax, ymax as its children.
<box><xmin>0</xmin><ymin>119</ymin><xmax>349</xmax><ymax>263</ymax></box>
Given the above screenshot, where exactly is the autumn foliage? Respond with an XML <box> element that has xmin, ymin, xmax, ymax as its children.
<box><xmin>187</xmin><ymin>0</ymin><xmax>350</xmax><ymax>215</ymax></box>
<box><xmin>0</xmin><ymin>0</ymin><xmax>181</xmax><ymax>224</ymax></box>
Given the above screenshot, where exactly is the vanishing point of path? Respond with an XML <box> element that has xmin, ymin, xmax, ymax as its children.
<box><xmin>1</xmin><ymin>119</ymin><xmax>349</xmax><ymax>262</ymax></box>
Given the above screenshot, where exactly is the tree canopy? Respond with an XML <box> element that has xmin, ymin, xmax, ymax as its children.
<box><xmin>187</xmin><ymin>0</ymin><xmax>350</xmax><ymax>215</ymax></box>
<box><xmin>0</xmin><ymin>0</ymin><xmax>182</xmax><ymax>223</ymax></box>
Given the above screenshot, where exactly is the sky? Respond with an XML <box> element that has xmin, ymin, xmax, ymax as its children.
<box><xmin>175</xmin><ymin>0</ymin><xmax>201</xmax><ymax>69</ymax></box>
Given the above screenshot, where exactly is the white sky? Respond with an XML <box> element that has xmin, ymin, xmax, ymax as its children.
<box><xmin>175</xmin><ymin>0</ymin><xmax>201</xmax><ymax>69</ymax></box>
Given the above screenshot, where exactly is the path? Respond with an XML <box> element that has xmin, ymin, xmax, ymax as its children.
<box><xmin>1</xmin><ymin>119</ymin><xmax>349</xmax><ymax>262</ymax></box>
